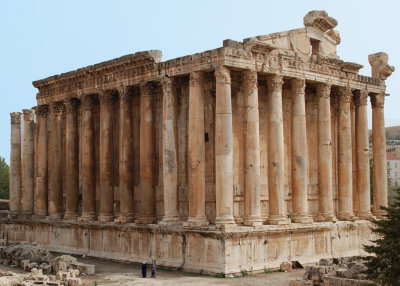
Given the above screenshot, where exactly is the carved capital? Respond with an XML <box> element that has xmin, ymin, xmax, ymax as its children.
<box><xmin>160</xmin><ymin>77</ymin><xmax>172</xmax><ymax>95</ymax></box>
<box><xmin>22</xmin><ymin>109</ymin><xmax>35</xmax><ymax>121</ymax></box>
<box><xmin>189</xmin><ymin>72</ymin><xmax>203</xmax><ymax>88</ymax></box>
<box><xmin>291</xmin><ymin>78</ymin><xmax>306</xmax><ymax>95</ymax></box>
<box><xmin>242</xmin><ymin>70</ymin><xmax>258</xmax><ymax>92</ymax></box>
<box><xmin>140</xmin><ymin>82</ymin><xmax>154</xmax><ymax>97</ymax></box>
<box><xmin>354</xmin><ymin>90</ymin><xmax>369</xmax><ymax>106</ymax></box>
<box><xmin>215</xmin><ymin>66</ymin><xmax>231</xmax><ymax>84</ymax></box>
<box><xmin>10</xmin><ymin>112</ymin><xmax>21</xmax><ymax>124</ymax></box>
<box><xmin>118</xmin><ymin>86</ymin><xmax>132</xmax><ymax>103</ymax></box>
<box><xmin>370</xmin><ymin>93</ymin><xmax>385</xmax><ymax>108</ymax></box>
<box><xmin>316</xmin><ymin>83</ymin><xmax>331</xmax><ymax>98</ymax></box>
<box><xmin>81</xmin><ymin>95</ymin><xmax>97</xmax><ymax>110</ymax></box>
<box><xmin>36</xmin><ymin>105</ymin><xmax>49</xmax><ymax>117</ymax></box>
<box><xmin>99</xmin><ymin>90</ymin><xmax>117</xmax><ymax>106</ymax></box>
<box><xmin>338</xmin><ymin>88</ymin><xmax>352</xmax><ymax>104</ymax></box>
<box><xmin>65</xmin><ymin>98</ymin><xmax>80</xmax><ymax>114</ymax></box>
<box><xmin>50</xmin><ymin>102</ymin><xmax>65</xmax><ymax>116</ymax></box>
<box><xmin>267</xmin><ymin>74</ymin><xmax>284</xmax><ymax>92</ymax></box>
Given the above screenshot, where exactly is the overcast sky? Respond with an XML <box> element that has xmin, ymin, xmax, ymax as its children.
<box><xmin>0</xmin><ymin>0</ymin><xmax>398</xmax><ymax>163</ymax></box>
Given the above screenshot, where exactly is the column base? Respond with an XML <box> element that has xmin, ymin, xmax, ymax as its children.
<box><xmin>47</xmin><ymin>213</ymin><xmax>63</xmax><ymax>220</ymax></box>
<box><xmin>373</xmin><ymin>209</ymin><xmax>386</xmax><ymax>219</ymax></box>
<box><xmin>183</xmin><ymin>216</ymin><xmax>209</xmax><ymax>227</ymax></box>
<box><xmin>64</xmin><ymin>212</ymin><xmax>80</xmax><ymax>221</ymax></box>
<box><xmin>159</xmin><ymin>216</ymin><xmax>182</xmax><ymax>226</ymax></box>
<box><xmin>243</xmin><ymin>216</ymin><xmax>263</xmax><ymax>226</ymax></box>
<box><xmin>135</xmin><ymin>215</ymin><xmax>157</xmax><ymax>224</ymax></box>
<box><xmin>114</xmin><ymin>214</ymin><xmax>135</xmax><ymax>224</ymax></box>
<box><xmin>21</xmin><ymin>211</ymin><xmax>33</xmax><ymax>218</ymax></box>
<box><xmin>7</xmin><ymin>212</ymin><xmax>20</xmax><ymax>219</ymax></box>
<box><xmin>337</xmin><ymin>213</ymin><xmax>356</xmax><ymax>221</ymax></box>
<box><xmin>291</xmin><ymin>213</ymin><xmax>313</xmax><ymax>224</ymax></box>
<box><xmin>78</xmin><ymin>213</ymin><xmax>97</xmax><ymax>222</ymax></box>
<box><xmin>316</xmin><ymin>213</ymin><xmax>337</xmax><ymax>222</ymax></box>
<box><xmin>357</xmin><ymin>211</ymin><xmax>375</xmax><ymax>220</ymax></box>
<box><xmin>98</xmin><ymin>214</ymin><xmax>115</xmax><ymax>223</ymax></box>
<box><xmin>215</xmin><ymin>215</ymin><xmax>236</xmax><ymax>230</ymax></box>
<box><xmin>267</xmin><ymin>215</ymin><xmax>291</xmax><ymax>225</ymax></box>
<box><xmin>32</xmin><ymin>212</ymin><xmax>47</xmax><ymax>220</ymax></box>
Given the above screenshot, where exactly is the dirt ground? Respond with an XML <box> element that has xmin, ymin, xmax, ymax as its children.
<box><xmin>0</xmin><ymin>256</ymin><xmax>305</xmax><ymax>286</ymax></box>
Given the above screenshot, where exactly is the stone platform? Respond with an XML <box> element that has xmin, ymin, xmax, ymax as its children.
<box><xmin>0</xmin><ymin>220</ymin><xmax>373</xmax><ymax>274</ymax></box>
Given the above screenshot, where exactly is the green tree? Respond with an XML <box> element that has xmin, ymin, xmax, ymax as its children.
<box><xmin>0</xmin><ymin>157</ymin><xmax>9</xmax><ymax>199</ymax></box>
<box><xmin>363</xmin><ymin>189</ymin><xmax>400</xmax><ymax>285</ymax></box>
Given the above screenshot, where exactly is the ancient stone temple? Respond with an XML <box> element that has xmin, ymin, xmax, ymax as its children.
<box><xmin>4</xmin><ymin>11</ymin><xmax>395</xmax><ymax>274</ymax></box>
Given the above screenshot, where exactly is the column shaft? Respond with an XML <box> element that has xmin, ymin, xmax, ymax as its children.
<box><xmin>267</xmin><ymin>75</ymin><xmax>290</xmax><ymax>225</ymax></box>
<box><xmin>79</xmin><ymin>95</ymin><xmax>97</xmax><ymax>221</ymax></box>
<box><xmin>21</xmin><ymin>109</ymin><xmax>35</xmax><ymax>216</ymax></box>
<box><xmin>116</xmin><ymin>87</ymin><xmax>135</xmax><ymax>223</ymax></box>
<box><xmin>98</xmin><ymin>91</ymin><xmax>116</xmax><ymax>223</ymax></box>
<box><xmin>351</xmin><ymin>101</ymin><xmax>358</xmax><ymax>216</ymax></box>
<box><xmin>48</xmin><ymin>102</ymin><xmax>64</xmax><ymax>220</ymax></box>
<box><xmin>355</xmin><ymin>90</ymin><xmax>373</xmax><ymax>219</ymax></box>
<box><xmin>9</xmin><ymin>112</ymin><xmax>22</xmax><ymax>218</ymax></box>
<box><xmin>186</xmin><ymin>72</ymin><xmax>208</xmax><ymax>227</ymax></box>
<box><xmin>337</xmin><ymin>88</ymin><xmax>354</xmax><ymax>220</ymax></box>
<box><xmin>64</xmin><ymin>99</ymin><xmax>80</xmax><ymax>220</ymax></box>
<box><xmin>34</xmin><ymin>106</ymin><xmax>48</xmax><ymax>218</ymax></box>
<box><xmin>316</xmin><ymin>83</ymin><xmax>336</xmax><ymax>221</ymax></box>
<box><xmin>136</xmin><ymin>83</ymin><xmax>156</xmax><ymax>224</ymax></box>
<box><xmin>371</xmin><ymin>93</ymin><xmax>388</xmax><ymax>218</ymax></box>
<box><xmin>291</xmin><ymin>78</ymin><xmax>312</xmax><ymax>223</ymax></box>
<box><xmin>243</xmin><ymin>70</ymin><xmax>262</xmax><ymax>226</ymax></box>
<box><xmin>215</xmin><ymin>66</ymin><xmax>236</xmax><ymax>229</ymax></box>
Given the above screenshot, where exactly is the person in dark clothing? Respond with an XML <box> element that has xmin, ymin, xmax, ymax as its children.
<box><xmin>141</xmin><ymin>261</ymin><xmax>147</xmax><ymax>278</ymax></box>
<box><xmin>151</xmin><ymin>260</ymin><xmax>156</xmax><ymax>278</ymax></box>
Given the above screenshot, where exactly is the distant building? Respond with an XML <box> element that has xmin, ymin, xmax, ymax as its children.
<box><xmin>387</xmin><ymin>145</ymin><xmax>400</xmax><ymax>158</ymax></box>
<box><xmin>387</xmin><ymin>153</ymin><xmax>400</xmax><ymax>187</ymax></box>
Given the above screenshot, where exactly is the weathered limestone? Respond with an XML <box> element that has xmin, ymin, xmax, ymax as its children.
<box><xmin>291</xmin><ymin>78</ymin><xmax>312</xmax><ymax>223</ymax></box>
<box><xmin>160</xmin><ymin>77</ymin><xmax>180</xmax><ymax>225</ymax></box>
<box><xmin>98</xmin><ymin>91</ymin><xmax>116</xmax><ymax>223</ymax></box>
<box><xmin>267</xmin><ymin>74</ymin><xmax>290</xmax><ymax>225</ymax></box>
<box><xmin>243</xmin><ymin>70</ymin><xmax>262</xmax><ymax>226</ymax></box>
<box><xmin>186</xmin><ymin>72</ymin><xmax>208</xmax><ymax>227</ymax></box>
<box><xmin>136</xmin><ymin>83</ymin><xmax>156</xmax><ymax>224</ymax></box>
<box><xmin>21</xmin><ymin>109</ymin><xmax>35</xmax><ymax>217</ymax></box>
<box><xmin>115</xmin><ymin>87</ymin><xmax>134</xmax><ymax>224</ymax></box>
<box><xmin>354</xmin><ymin>90</ymin><xmax>373</xmax><ymax>219</ymax></box>
<box><xmin>34</xmin><ymin>105</ymin><xmax>48</xmax><ymax>218</ymax></box>
<box><xmin>64</xmin><ymin>99</ymin><xmax>80</xmax><ymax>220</ymax></box>
<box><xmin>337</xmin><ymin>88</ymin><xmax>354</xmax><ymax>221</ymax></box>
<box><xmin>9</xmin><ymin>112</ymin><xmax>22</xmax><ymax>218</ymax></box>
<box><xmin>371</xmin><ymin>93</ymin><xmax>388</xmax><ymax>218</ymax></box>
<box><xmin>79</xmin><ymin>95</ymin><xmax>96</xmax><ymax>222</ymax></box>
<box><xmin>48</xmin><ymin>102</ymin><xmax>64</xmax><ymax>220</ymax></box>
<box><xmin>368</xmin><ymin>52</ymin><xmax>395</xmax><ymax>80</ymax></box>
<box><xmin>316</xmin><ymin>83</ymin><xmax>336</xmax><ymax>222</ymax></box>
<box><xmin>215</xmin><ymin>66</ymin><xmax>236</xmax><ymax>229</ymax></box>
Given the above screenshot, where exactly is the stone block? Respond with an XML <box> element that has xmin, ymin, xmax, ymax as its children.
<box><xmin>26</xmin><ymin>263</ymin><xmax>38</xmax><ymax>272</ymax></box>
<box><xmin>46</xmin><ymin>282</ymin><xmax>61</xmax><ymax>286</ymax></box>
<box><xmin>0</xmin><ymin>276</ymin><xmax>9</xmax><ymax>286</ymax></box>
<box><xmin>54</xmin><ymin>262</ymin><xmax>67</xmax><ymax>273</ymax></box>
<box><xmin>65</xmin><ymin>278</ymin><xmax>82</xmax><ymax>286</ymax></box>
<box><xmin>21</xmin><ymin>260</ymin><xmax>30</xmax><ymax>271</ymax></box>
<box><xmin>280</xmin><ymin>261</ymin><xmax>292</xmax><ymax>272</ymax></box>
<box><xmin>70</xmin><ymin>262</ymin><xmax>94</xmax><ymax>275</ymax></box>
<box><xmin>56</xmin><ymin>271</ymin><xmax>70</xmax><ymax>281</ymax></box>
<box><xmin>289</xmin><ymin>280</ymin><xmax>312</xmax><ymax>286</ymax></box>
<box><xmin>68</xmin><ymin>269</ymin><xmax>79</xmax><ymax>278</ymax></box>
<box><xmin>31</xmin><ymin>268</ymin><xmax>43</xmax><ymax>276</ymax></box>
<box><xmin>52</xmin><ymin>255</ymin><xmax>77</xmax><ymax>268</ymax></box>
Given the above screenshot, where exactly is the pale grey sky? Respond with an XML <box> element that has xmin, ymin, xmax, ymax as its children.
<box><xmin>1</xmin><ymin>0</ymin><xmax>398</xmax><ymax>163</ymax></box>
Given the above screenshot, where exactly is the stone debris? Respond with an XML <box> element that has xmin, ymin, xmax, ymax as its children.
<box><xmin>280</xmin><ymin>261</ymin><xmax>292</xmax><ymax>272</ymax></box>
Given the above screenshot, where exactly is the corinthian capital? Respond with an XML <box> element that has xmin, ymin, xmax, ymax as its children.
<box><xmin>140</xmin><ymin>82</ymin><xmax>154</xmax><ymax>97</ymax></box>
<box><xmin>160</xmin><ymin>77</ymin><xmax>172</xmax><ymax>95</ymax></box>
<box><xmin>65</xmin><ymin>98</ymin><xmax>80</xmax><ymax>114</ymax></box>
<box><xmin>267</xmin><ymin>74</ymin><xmax>284</xmax><ymax>92</ymax></box>
<box><xmin>118</xmin><ymin>86</ymin><xmax>132</xmax><ymax>103</ymax></box>
<box><xmin>243</xmin><ymin>70</ymin><xmax>258</xmax><ymax>92</ymax></box>
<box><xmin>316</xmin><ymin>83</ymin><xmax>331</xmax><ymax>98</ymax></box>
<box><xmin>99</xmin><ymin>90</ymin><xmax>117</xmax><ymax>106</ymax></box>
<box><xmin>22</xmin><ymin>109</ymin><xmax>35</xmax><ymax>121</ymax></box>
<box><xmin>215</xmin><ymin>66</ymin><xmax>231</xmax><ymax>84</ymax></box>
<box><xmin>291</xmin><ymin>78</ymin><xmax>306</xmax><ymax>95</ymax></box>
<box><xmin>370</xmin><ymin>93</ymin><xmax>385</xmax><ymax>108</ymax></box>
<box><xmin>354</xmin><ymin>90</ymin><xmax>369</xmax><ymax>106</ymax></box>
<box><xmin>50</xmin><ymin>101</ymin><xmax>65</xmax><ymax>116</ymax></box>
<box><xmin>337</xmin><ymin>87</ymin><xmax>352</xmax><ymax>104</ymax></box>
<box><xmin>36</xmin><ymin>105</ymin><xmax>49</xmax><ymax>117</ymax></box>
<box><xmin>189</xmin><ymin>71</ymin><xmax>203</xmax><ymax>88</ymax></box>
<box><xmin>10</xmin><ymin>112</ymin><xmax>21</xmax><ymax>124</ymax></box>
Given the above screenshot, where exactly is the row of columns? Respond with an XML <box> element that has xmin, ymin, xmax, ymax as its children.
<box><xmin>8</xmin><ymin>67</ymin><xmax>389</xmax><ymax>226</ymax></box>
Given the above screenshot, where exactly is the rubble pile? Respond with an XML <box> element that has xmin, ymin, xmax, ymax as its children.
<box><xmin>290</xmin><ymin>257</ymin><xmax>374</xmax><ymax>286</ymax></box>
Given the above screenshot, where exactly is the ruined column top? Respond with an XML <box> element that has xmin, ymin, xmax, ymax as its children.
<box><xmin>10</xmin><ymin>112</ymin><xmax>21</xmax><ymax>124</ymax></box>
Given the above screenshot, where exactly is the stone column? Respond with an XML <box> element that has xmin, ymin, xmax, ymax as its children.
<box><xmin>135</xmin><ymin>83</ymin><xmax>156</xmax><ymax>224</ymax></box>
<box><xmin>34</xmin><ymin>105</ymin><xmax>48</xmax><ymax>218</ymax></box>
<box><xmin>291</xmin><ymin>78</ymin><xmax>312</xmax><ymax>223</ymax></box>
<box><xmin>115</xmin><ymin>87</ymin><xmax>135</xmax><ymax>224</ymax></box>
<box><xmin>267</xmin><ymin>74</ymin><xmax>290</xmax><ymax>225</ymax></box>
<box><xmin>371</xmin><ymin>93</ymin><xmax>388</xmax><ymax>218</ymax></box>
<box><xmin>21</xmin><ymin>109</ymin><xmax>35</xmax><ymax>217</ymax></box>
<box><xmin>79</xmin><ymin>95</ymin><xmax>97</xmax><ymax>222</ymax></box>
<box><xmin>316</xmin><ymin>83</ymin><xmax>336</xmax><ymax>221</ymax></box>
<box><xmin>64</xmin><ymin>98</ymin><xmax>80</xmax><ymax>220</ymax></box>
<box><xmin>160</xmin><ymin>77</ymin><xmax>181</xmax><ymax>225</ymax></box>
<box><xmin>355</xmin><ymin>90</ymin><xmax>373</xmax><ymax>219</ymax></box>
<box><xmin>337</xmin><ymin>88</ymin><xmax>354</xmax><ymax>221</ymax></box>
<box><xmin>186</xmin><ymin>72</ymin><xmax>208</xmax><ymax>227</ymax></box>
<box><xmin>243</xmin><ymin>70</ymin><xmax>262</xmax><ymax>226</ymax></box>
<box><xmin>48</xmin><ymin>102</ymin><xmax>64</xmax><ymax>220</ymax></box>
<box><xmin>9</xmin><ymin>112</ymin><xmax>22</xmax><ymax>218</ymax></box>
<box><xmin>351</xmin><ymin>100</ymin><xmax>358</xmax><ymax>217</ymax></box>
<box><xmin>98</xmin><ymin>90</ymin><xmax>116</xmax><ymax>223</ymax></box>
<box><xmin>215</xmin><ymin>66</ymin><xmax>236</xmax><ymax>229</ymax></box>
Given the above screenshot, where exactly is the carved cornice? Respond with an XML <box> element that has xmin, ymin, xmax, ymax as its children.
<box><xmin>354</xmin><ymin>90</ymin><xmax>369</xmax><ymax>106</ymax></box>
<box><xmin>242</xmin><ymin>70</ymin><xmax>258</xmax><ymax>92</ymax></box>
<box><xmin>316</xmin><ymin>83</ymin><xmax>331</xmax><ymax>98</ymax></box>
<box><xmin>65</xmin><ymin>98</ymin><xmax>80</xmax><ymax>114</ymax></box>
<box><xmin>36</xmin><ymin>105</ymin><xmax>49</xmax><ymax>117</ymax></box>
<box><xmin>214</xmin><ymin>66</ymin><xmax>231</xmax><ymax>84</ymax></box>
<box><xmin>99</xmin><ymin>90</ymin><xmax>117</xmax><ymax>106</ymax></box>
<box><xmin>50</xmin><ymin>102</ymin><xmax>65</xmax><ymax>116</ymax></box>
<box><xmin>22</xmin><ymin>109</ymin><xmax>35</xmax><ymax>121</ymax></box>
<box><xmin>189</xmin><ymin>72</ymin><xmax>203</xmax><ymax>88</ymax></box>
<box><xmin>267</xmin><ymin>74</ymin><xmax>284</xmax><ymax>92</ymax></box>
<box><xmin>370</xmin><ymin>93</ymin><xmax>385</xmax><ymax>108</ymax></box>
<box><xmin>10</xmin><ymin>112</ymin><xmax>21</xmax><ymax>124</ymax></box>
<box><xmin>291</xmin><ymin>78</ymin><xmax>306</xmax><ymax>95</ymax></box>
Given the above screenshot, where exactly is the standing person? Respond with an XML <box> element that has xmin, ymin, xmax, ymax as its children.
<box><xmin>141</xmin><ymin>261</ymin><xmax>147</xmax><ymax>278</ymax></box>
<box><xmin>151</xmin><ymin>260</ymin><xmax>156</xmax><ymax>278</ymax></box>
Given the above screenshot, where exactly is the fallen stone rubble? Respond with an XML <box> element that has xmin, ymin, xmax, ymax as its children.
<box><xmin>290</xmin><ymin>257</ymin><xmax>374</xmax><ymax>286</ymax></box>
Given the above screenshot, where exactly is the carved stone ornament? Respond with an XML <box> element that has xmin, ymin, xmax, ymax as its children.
<box><xmin>81</xmin><ymin>95</ymin><xmax>97</xmax><ymax>110</ymax></box>
<box><xmin>22</xmin><ymin>109</ymin><xmax>35</xmax><ymax>121</ymax></box>
<box><xmin>370</xmin><ymin>93</ymin><xmax>385</xmax><ymax>108</ymax></box>
<box><xmin>354</xmin><ymin>90</ymin><xmax>368</xmax><ymax>106</ymax></box>
<box><xmin>99</xmin><ymin>90</ymin><xmax>117</xmax><ymax>106</ymax></box>
<box><xmin>140</xmin><ymin>82</ymin><xmax>154</xmax><ymax>97</ymax></box>
<box><xmin>214</xmin><ymin>66</ymin><xmax>231</xmax><ymax>84</ymax></box>
<box><xmin>243</xmin><ymin>70</ymin><xmax>258</xmax><ymax>92</ymax></box>
<box><xmin>316</xmin><ymin>83</ymin><xmax>331</xmax><ymax>98</ymax></box>
<box><xmin>65</xmin><ymin>98</ymin><xmax>80</xmax><ymax>114</ymax></box>
<box><xmin>160</xmin><ymin>77</ymin><xmax>172</xmax><ymax>95</ymax></box>
<box><xmin>338</xmin><ymin>88</ymin><xmax>352</xmax><ymax>104</ymax></box>
<box><xmin>303</xmin><ymin>10</ymin><xmax>338</xmax><ymax>32</ymax></box>
<box><xmin>118</xmin><ymin>86</ymin><xmax>132</xmax><ymax>103</ymax></box>
<box><xmin>189</xmin><ymin>71</ymin><xmax>203</xmax><ymax>87</ymax></box>
<box><xmin>50</xmin><ymin>102</ymin><xmax>65</xmax><ymax>116</ymax></box>
<box><xmin>36</xmin><ymin>105</ymin><xmax>49</xmax><ymax>117</ymax></box>
<box><xmin>291</xmin><ymin>78</ymin><xmax>306</xmax><ymax>94</ymax></box>
<box><xmin>267</xmin><ymin>74</ymin><xmax>284</xmax><ymax>92</ymax></box>
<box><xmin>368</xmin><ymin>52</ymin><xmax>395</xmax><ymax>80</ymax></box>
<box><xmin>10</xmin><ymin>112</ymin><xmax>21</xmax><ymax>124</ymax></box>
